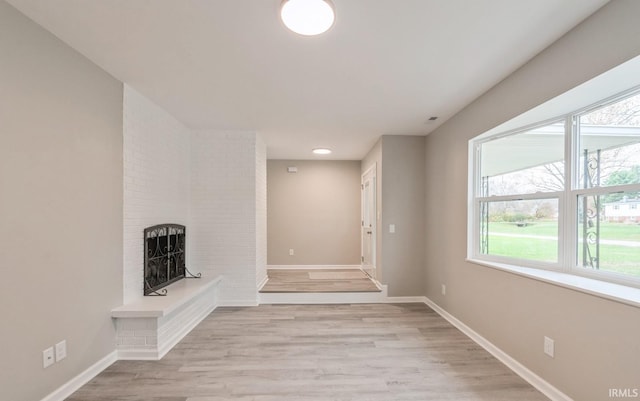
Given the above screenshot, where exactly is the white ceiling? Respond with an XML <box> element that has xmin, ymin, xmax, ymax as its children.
<box><xmin>7</xmin><ymin>0</ymin><xmax>609</xmax><ymax>160</ymax></box>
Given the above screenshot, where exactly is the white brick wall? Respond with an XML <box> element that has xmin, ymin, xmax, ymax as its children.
<box><xmin>157</xmin><ymin>286</ymin><xmax>217</xmax><ymax>348</ymax></box>
<box><xmin>255</xmin><ymin>135</ymin><xmax>268</xmax><ymax>287</ymax></box>
<box><xmin>119</xmin><ymin>87</ymin><xmax>265</xmax><ymax>360</ymax></box>
<box><xmin>123</xmin><ymin>85</ymin><xmax>264</xmax><ymax>307</ymax></box>
<box><xmin>190</xmin><ymin>131</ymin><xmax>259</xmax><ymax>305</ymax></box>
<box><xmin>115</xmin><ymin>318</ymin><xmax>157</xmax><ymax>350</ymax></box>
<box><xmin>123</xmin><ymin>85</ymin><xmax>191</xmax><ymax>303</ymax></box>
<box><xmin>114</xmin><ymin>278</ymin><xmax>220</xmax><ymax>360</ymax></box>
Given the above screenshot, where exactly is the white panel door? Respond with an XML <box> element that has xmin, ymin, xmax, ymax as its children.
<box><xmin>361</xmin><ymin>165</ymin><xmax>376</xmax><ymax>278</ymax></box>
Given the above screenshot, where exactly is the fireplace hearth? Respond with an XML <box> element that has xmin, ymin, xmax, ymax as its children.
<box><xmin>144</xmin><ymin>224</ymin><xmax>199</xmax><ymax>296</ymax></box>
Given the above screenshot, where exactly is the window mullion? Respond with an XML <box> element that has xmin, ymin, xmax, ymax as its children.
<box><xmin>477</xmin><ymin>192</ymin><xmax>563</xmax><ymax>203</ymax></box>
<box><xmin>563</xmin><ymin>116</ymin><xmax>577</xmax><ymax>273</ymax></box>
<box><xmin>573</xmin><ymin>183</ymin><xmax>640</xmax><ymax>197</ymax></box>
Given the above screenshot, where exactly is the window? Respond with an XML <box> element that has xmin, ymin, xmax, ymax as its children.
<box><xmin>477</xmin><ymin>122</ymin><xmax>564</xmax><ymax>265</ymax></box>
<box><xmin>471</xmin><ymin>89</ymin><xmax>640</xmax><ymax>288</ymax></box>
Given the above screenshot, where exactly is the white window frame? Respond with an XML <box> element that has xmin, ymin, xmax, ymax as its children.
<box><xmin>469</xmin><ymin>87</ymin><xmax>640</xmax><ymax>290</ymax></box>
<box><xmin>471</xmin><ymin>118</ymin><xmax>566</xmax><ymax>271</ymax></box>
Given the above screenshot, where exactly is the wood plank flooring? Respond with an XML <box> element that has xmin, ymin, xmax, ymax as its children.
<box><xmin>66</xmin><ymin>304</ymin><xmax>548</xmax><ymax>401</ymax></box>
<box><xmin>260</xmin><ymin>269</ymin><xmax>381</xmax><ymax>293</ymax></box>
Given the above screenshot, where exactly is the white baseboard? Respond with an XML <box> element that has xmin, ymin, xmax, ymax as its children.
<box><xmin>259</xmin><ymin>285</ymin><xmax>388</xmax><ymax>304</ymax></box>
<box><xmin>257</xmin><ymin>275</ymin><xmax>269</xmax><ymax>291</ymax></box>
<box><xmin>117</xmin><ymin>348</ymin><xmax>159</xmax><ymax>360</ymax></box>
<box><xmin>386</xmin><ymin>296</ymin><xmax>428</xmax><ymax>303</ymax></box>
<box><xmin>40</xmin><ymin>351</ymin><xmax>117</xmax><ymax>401</ymax></box>
<box><xmin>267</xmin><ymin>265</ymin><xmax>362</xmax><ymax>270</ymax></box>
<box><xmin>259</xmin><ymin>292</ymin><xmax>384</xmax><ymax>304</ymax></box>
<box><xmin>217</xmin><ymin>299</ymin><xmax>259</xmax><ymax>307</ymax></box>
<box><xmin>423</xmin><ymin>297</ymin><xmax>572</xmax><ymax>401</ymax></box>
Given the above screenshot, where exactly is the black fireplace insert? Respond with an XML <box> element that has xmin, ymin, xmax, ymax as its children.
<box><xmin>144</xmin><ymin>224</ymin><xmax>186</xmax><ymax>295</ymax></box>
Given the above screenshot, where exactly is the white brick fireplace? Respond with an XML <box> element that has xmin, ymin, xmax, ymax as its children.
<box><xmin>115</xmin><ymin>85</ymin><xmax>267</xmax><ymax>359</ymax></box>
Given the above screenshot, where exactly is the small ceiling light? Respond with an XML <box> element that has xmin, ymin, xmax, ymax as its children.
<box><xmin>280</xmin><ymin>0</ymin><xmax>335</xmax><ymax>36</ymax></box>
<box><xmin>312</xmin><ymin>148</ymin><xmax>332</xmax><ymax>155</ymax></box>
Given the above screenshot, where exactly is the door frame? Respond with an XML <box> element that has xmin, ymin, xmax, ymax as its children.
<box><xmin>361</xmin><ymin>163</ymin><xmax>377</xmax><ymax>279</ymax></box>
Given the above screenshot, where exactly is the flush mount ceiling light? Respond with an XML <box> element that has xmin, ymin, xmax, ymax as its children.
<box><xmin>312</xmin><ymin>148</ymin><xmax>332</xmax><ymax>155</ymax></box>
<box><xmin>280</xmin><ymin>0</ymin><xmax>335</xmax><ymax>36</ymax></box>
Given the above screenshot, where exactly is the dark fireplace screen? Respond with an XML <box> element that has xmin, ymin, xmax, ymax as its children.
<box><xmin>144</xmin><ymin>224</ymin><xmax>186</xmax><ymax>295</ymax></box>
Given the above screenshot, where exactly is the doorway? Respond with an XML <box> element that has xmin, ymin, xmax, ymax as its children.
<box><xmin>361</xmin><ymin>164</ymin><xmax>377</xmax><ymax>279</ymax></box>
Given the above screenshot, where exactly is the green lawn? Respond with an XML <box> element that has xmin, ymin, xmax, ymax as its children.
<box><xmin>486</xmin><ymin>221</ymin><xmax>640</xmax><ymax>278</ymax></box>
<box><xmin>487</xmin><ymin>221</ymin><xmax>557</xmax><ymax>236</ymax></box>
<box><xmin>489</xmin><ymin>221</ymin><xmax>640</xmax><ymax>241</ymax></box>
<box><xmin>486</xmin><ymin>234</ymin><xmax>557</xmax><ymax>262</ymax></box>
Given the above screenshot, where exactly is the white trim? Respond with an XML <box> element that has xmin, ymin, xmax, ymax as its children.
<box><xmin>40</xmin><ymin>351</ymin><xmax>117</xmax><ymax>401</ymax></box>
<box><xmin>117</xmin><ymin>348</ymin><xmax>160</xmax><ymax>361</ymax></box>
<box><xmin>371</xmin><ymin>277</ymin><xmax>383</xmax><ymax>291</ymax></box>
<box><xmin>111</xmin><ymin>276</ymin><xmax>222</xmax><ymax>318</ymax></box>
<box><xmin>468</xmin><ymin>258</ymin><xmax>640</xmax><ymax>308</ymax></box>
<box><xmin>469</xmin><ymin>80</ymin><xmax>640</xmax><ymax>291</ymax></box>
<box><xmin>259</xmin><ymin>285</ymin><xmax>388</xmax><ymax>304</ymax></box>
<box><xmin>385</xmin><ymin>296</ymin><xmax>428</xmax><ymax>303</ymax></box>
<box><xmin>157</xmin><ymin>302</ymin><xmax>218</xmax><ymax>359</ymax></box>
<box><xmin>361</xmin><ymin>163</ymin><xmax>377</xmax><ymax>180</ymax></box>
<box><xmin>113</xmin><ymin>277</ymin><xmax>221</xmax><ymax>361</ymax></box>
<box><xmin>361</xmin><ymin>163</ymin><xmax>377</xmax><ymax>279</ymax></box>
<box><xmin>423</xmin><ymin>297</ymin><xmax>572</xmax><ymax>401</ymax></box>
<box><xmin>467</xmin><ymin>139</ymin><xmax>478</xmax><ymax>260</ymax></box>
<box><xmin>257</xmin><ymin>274</ymin><xmax>269</xmax><ymax>291</ymax></box>
<box><xmin>476</xmin><ymin>192</ymin><xmax>563</xmax><ymax>203</ymax></box>
<box><xmin>258</xmin><ymin>286</ymin><xmax>430</xmax><ymax>305</ymax></box>
<box><xmin>266</xmin><ymin>265</ymin><xmax>362</xmax><ymax>270</ymax></box>
<box><xmin>116</xmin><ymin>299</ymin><xmax>218</xmax><ymax>360</ymax></box>
<box><xmin>217</xmin><ymin>299</ymin><xmax>259</xmax><ymax>307</ymax></box>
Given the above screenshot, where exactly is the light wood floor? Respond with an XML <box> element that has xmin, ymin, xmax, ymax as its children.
<box><xmin>260</xmin><ymin>269</ymin><xmax>381</xmax><ymax>293</ymax></box>
<box><xmin>67</xmin><ymin>304</ymin><xmax>547</xmax><ymax>401</ymax></box>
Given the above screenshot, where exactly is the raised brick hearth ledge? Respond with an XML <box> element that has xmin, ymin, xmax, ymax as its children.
<box><xmin>111</xmin><ymin>276</ymin><xmax>222</xmax><ymax>360</ymax></box>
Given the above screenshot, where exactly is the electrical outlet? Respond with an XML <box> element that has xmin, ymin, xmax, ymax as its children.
<box><xmin>55</xmin><ymin>340</ymin><xmax>67</xmax><ymax>362</ymax></box>
<box><xmin>289</xmin><ymin>248</ymin><xmax>294</xmax><ymax>256</ymax></box>
<box><xmin>441</xmin><ymin>284</ymin><xmax>446</xmax><ymax>295</ymax></box>
<box><xmin>544</xmin><ymin>336</ymin><xmax>554</xmax><ymax>357</ymax></box>
<box><xmin>43</xmin><ymin>347</ymin><xmax>54</xmax><ymax>368</ymax></box>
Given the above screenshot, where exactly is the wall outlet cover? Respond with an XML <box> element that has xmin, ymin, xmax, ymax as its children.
<box><xmin>43</xmin><ymin>347</ymin><xmax>54</xmax><ymax>368</ymax></box>
<box><xmin>55</xmin><ymin>340</ymin><xmax>67</xmax><ymax>362</ymax></box>
<box><xmin>544</xmin><ymin>336</ymin><xmax>554</xmax><ymax>357</ymax></box>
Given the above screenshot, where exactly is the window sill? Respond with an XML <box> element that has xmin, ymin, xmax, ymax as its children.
<box><xmin>466</xmin><ymin>258</ymin><xmax>640</xmax><ymax>309</ymax></box>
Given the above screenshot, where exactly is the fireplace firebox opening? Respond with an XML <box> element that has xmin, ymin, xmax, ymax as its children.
<box><xmin>144</xmin><ymin>223</ymin><xmax>200</xmax><ymax>296</ymax></box>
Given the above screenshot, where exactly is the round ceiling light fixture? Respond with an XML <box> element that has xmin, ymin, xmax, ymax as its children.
<box><xmin>280</xmin><ymin>0</ymin><xmax>335</xmax><ymax>36</ymax></box>
<box><xmin>312</xmin><ymin>148</ymin><xmax>332</xmax><ymax>155</ymax></box>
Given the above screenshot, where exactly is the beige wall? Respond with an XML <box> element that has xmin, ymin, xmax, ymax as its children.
<box><xmin>424</xmin><ymin>1</ymin><xmax>640</xmax><ymax>400</ymax></box>
<box><xmin>381</xmin><ymin>136</ymin><xmax>426</xmax><ymax>296</ymax></box>
<box><xmin>267</xmin><ymin>160</ymin><xmax>361</xmax><ymax>265</ymax></box>
<box><xmin>0</xmin><ymin>3</ymin><xmax>124</xmax><ymax>401</ymax></box>
<box><xmin>361</xmin><ymin>136</ymin><xmax>426</xmax><ymax>295</ymax></box>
